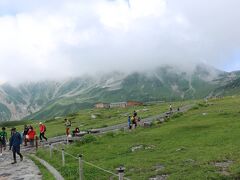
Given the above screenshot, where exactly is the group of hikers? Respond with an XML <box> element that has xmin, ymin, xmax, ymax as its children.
<box><xmin>22</xmin><ymin>122</ymin><xmax>48</xmax><ymax>146</ymax></box>
<box><xmin>128</xmin><ymin>104</ymin><xmax>179</xmax><ymax>129</ymax></box>
<box><xmin>0</xmin><ymin>104</ymin><xmax>179</xmax><ymax>164</ymax></box>
<box><xmin>0</xmin><ymin>127</ymin><xmax>23</xmax><ymax>164</ymax></box>
<box><xmin>64</xmin><ymin>118</ymin><xmax>81</xmax><ymax>137</ymax></box>
<box><xmin>128</xmin><ymin>110</ymin><xmax>141</xmax><ymax>129</ymax></box>
<box><xmin>0</xmin><ymin>122</ymin><xmax>48</xmax><ymax>164</ymax></box>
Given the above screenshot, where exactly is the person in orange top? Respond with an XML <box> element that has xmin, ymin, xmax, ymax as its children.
<box><xmin>39</xmin><ymin>122</ymin><xmax>48</xmax><ymax>142</ymax></box>
<box><xmin>27</xmin><ymin>126</ymin><xmax>36</xmax><ymax>146</ymax></box>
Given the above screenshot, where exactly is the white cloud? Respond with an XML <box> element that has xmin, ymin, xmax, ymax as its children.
<box><xmin>0</xmin><ymin>0</ymin><xmax>240</xmax><ymax>83</ymax></box>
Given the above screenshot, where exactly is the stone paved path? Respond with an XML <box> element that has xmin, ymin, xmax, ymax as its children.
<box><xmin>46</xmin><ymin>104</ymin><xmax>194</xmax><ymax>144</ymax></box>
<box><xmin>0</xmin><ymin>150</ymin><xmax>42</xmax><ymax>180</ymax></box>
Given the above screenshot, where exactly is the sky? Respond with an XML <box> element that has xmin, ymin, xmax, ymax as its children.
<box><xmin>0</xmin><ymin>0</ymin><xmax>240</xmax><ymax>83</ymax></box>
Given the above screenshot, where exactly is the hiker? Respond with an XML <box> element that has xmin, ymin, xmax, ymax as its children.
<box><xmin>64</xmin><ymin>118</ymin><xmax>71</xmax><ymax>136</ymax></box>
<box><xmin>39</xmin><ymin>122</ymin><xmax>48</xmax><ymax>142</ymax></box>
<box><xmin>128</xmin><ymin>116</ymin><xmax>132</xmax><ymax>129</ymax></box>
<box><xmin>9</xmin><ymin>128</ymin><xmax>23</xmax><ymax>164</ymax></box>
<box><xmin>137</xmin><ymin>117</ymin><xmax>142</xmax><ymax>126</ymax></box>
<box><xmin>27</xmin><ymin>126</ymin><xmax>36</xmax><ymax>146</ymax></box>
<box><xmin>72</xmin><ymin>127</ymin><xmax>80</xmax><ymax>137</ymax></box>
<box><xmin>169</xmin><ymin>104</ymin><xmax>173</xmax><ymax>112</ymax></box>
<box><xmin>23</xmin><ymin>125</ymin><xmax>29</xmax><ymax>146</ymax></box>
<box><xmin>131</xmin><ymin>116</ymin><xmax>137</xmax><ymax>129</ymax></box>
<box><xmin>133</xmin><ymin>110</ymin><xmax>137</xmax><ymax>117</ymax></box>
<box><xmin>0</xmin><ymin>127</ymin><xmax>8</xmax><ymax>156</ymax></box>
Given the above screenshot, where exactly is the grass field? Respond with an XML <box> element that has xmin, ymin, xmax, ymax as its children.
<box><xmin>28</xmin><ymin>155</ymin><xmax>55</xmax><ymax>180</ymax></box>
<box><xmin>0</xmin><ymin>101</ymin><xmax>186</xmax><ymax>138</ymax></box>
<box><xmin>35</xmin><ymin>96</ymin><xmax>240</xmax><ymax>179</ymax></box>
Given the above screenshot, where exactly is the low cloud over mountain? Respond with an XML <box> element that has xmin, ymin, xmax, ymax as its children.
<box><xmin>0</xmin><ymin>0</ymin><xmax>240</xmax><ymax>83</ymax></box>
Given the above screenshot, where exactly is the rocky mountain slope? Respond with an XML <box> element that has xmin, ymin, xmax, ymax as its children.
<box><xmin>0</xmin><ymin>64</ymin><xmax>239</xmax><ymax>121</ymax></box>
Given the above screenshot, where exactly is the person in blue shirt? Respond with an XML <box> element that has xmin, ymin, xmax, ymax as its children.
<box><xmin>128</xmin><ymin>116</ymin><xmax>132</xmax><ymax>129</ymax></box>
<box><xmin>9</xmin><ymin>128</ymin><xmax>23</xmax><ymax>164</ymax></box>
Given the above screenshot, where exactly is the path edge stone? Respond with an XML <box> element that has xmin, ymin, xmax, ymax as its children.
<box><xmin>30</xmin><ymin>154</ymin><xmax>64</xmax><ymax>180</ymax></box>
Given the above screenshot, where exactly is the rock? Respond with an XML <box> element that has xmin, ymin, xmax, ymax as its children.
<box><xmin>154</xmin><ymin>164</ymin><xmax>165</xmax><ymax>172</ymax></box>
<box><xmin>176</xmin><ymin>147</ymin><xmax>186</xmax><ymax>152</ymax></box>
<box><xmin>145</xmin><ymin>145</ymin><xmax>156</xmax><ymax>150</ymax></box>
<box><xmin>149</xmin><ymin>174</ymin><xmax>168</xmax><ymax>180</ymax></box>
<box><xmin>213</xmin><ymin>160</ymin><xmax>233</xmax><ymax>176</ymax></box>
<box><xmin>88</xmin><ymin>129</ymin><xmax>100</xmax><ymax>134</ymax></box>
<box><xmin>158</xmin><ymin>118</ymin><xmax>165</xmax><ymax>123</ymax></box>
<box><xmin>91</xmin><ymin>114</ymin><xmax>96</xmax><ymax>119</ymax></box>
<box><xmin>143</xmin><ymin>122</ymin><xmax>151</xmax><ymax>127</ymax></box>
<box><xmin>131</xmin><ymin>145</ymin><xmax>143</xmax><ymax>152</ymax></box>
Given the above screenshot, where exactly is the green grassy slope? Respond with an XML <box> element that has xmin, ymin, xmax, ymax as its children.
<box><xmin>1</xmin><ymin>101</ymin><xmax>185</xmax><ymax>138</ymax></box>
<box><xmin>35</xmin><ymin>96</ymin><xmax>240</xmax><ymax>179</ymax></box>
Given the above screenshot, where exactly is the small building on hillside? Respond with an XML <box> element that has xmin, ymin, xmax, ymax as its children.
<box><xmin>95</xmin><ymin>101</ymin><xmax>143</xmax><ymax>109</ymax></box>
<box><xmin>95</xmin><ymin>103</ymin><xmax>110</xmax><ymax>109</ymax></box>
<box><xmin>127</xmin><ymin>101</ymin><xmax>143</xmax><ymax>107</ymax></box>
<box><xmin>110</xmin><ymin>102</ymin><xmax>127</xmax><ymax>108</ymax></box>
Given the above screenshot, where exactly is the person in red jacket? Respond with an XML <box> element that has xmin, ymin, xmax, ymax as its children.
<box><xmin>27</xmin><ymin>126</ymin><xmax>36</xmax><ymax>146</ymax></box>
<box><xmin>39</xmin><ymin>122</ymin><xmax>48</xmax><ymax>142</ymax></box>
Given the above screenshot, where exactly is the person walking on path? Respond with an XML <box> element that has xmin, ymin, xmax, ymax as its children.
<box><xmin>27</xmin><ymin>126</ymin><xmax>36</xmax><ymax>146</ymax></box>
<box><xmin>0</xmin><ymin>127</ymin><xmax>8</xmax><ymax>156</ymax></box>
<box><xmin>9</xmin><ymin>128</ymin><xmax>23</xmax><ymax>164</ymax></box>
<box><xmin>128</xmin><ymin>116</ymin><xmax>132</xmax><ymax>129</ymax></box>
<box><xmin>169</xmin><ymin>104</ymin><xmax>173</xmax><ymax>112</ymax></box>
<box><xmin>39</xmin><ymin>122</ymin><xmax>48</xmax><ymax>142</ymax></box>
<box><xmin>23</xmin><ymin>125</ymin><xmax>29</xmax><ymax>146</ymax></box>
<box><xmin>133</xmin><ymin>110</ymin><xmax>137</xmax><ymax>117</ymax></box>
<box><xmin>64</xmin><ymin>118</ymin><xmax>71</xmax><ymax>136</ymax></box>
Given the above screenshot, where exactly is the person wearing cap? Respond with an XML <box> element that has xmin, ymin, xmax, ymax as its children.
<box><xmin>9</xmin><ymin>128</ymin><xmax>23</xmax><ymax>164</ymax></box>
<box><xmin>39</xmin><ymin>122</ymin><xmax>47</xmax><ymax>142</ymax></box>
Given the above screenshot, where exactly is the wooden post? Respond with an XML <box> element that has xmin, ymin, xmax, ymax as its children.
<box><xmin>116</xmin><ymin>166</ymin><xmax>125</xmax><ymax>180</ymax></box>
<box><xmin>79</xmin><ymin>154</ymin><xmax>83</xmax><ymax>180</ymax></box>
<box><xmin>49</xmin><ymin>143</ymin><xmax>52</xmax><ymax>158</ymax></box>
<box><xmin>62</xmin><ymin>149</ymin><xmax>65</xmax><ymax>166</ymax></box>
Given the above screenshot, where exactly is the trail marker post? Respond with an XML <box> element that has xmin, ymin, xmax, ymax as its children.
<box><xmin>79</xmin><ymin>154</ymin><xmax>83</xmax><ymax>180</ymax></box>
<box><xmin>62</xmin><ymin>148</ymin><xmax>65</xmax><ymax>166</ymax></box>
<box><xmin>49</xmin><ymin>143</ymin><xmax>53</xmax><ymax>158</ymax></box>
<box><xmin>116</xmin><ymin>165</ymin><xmax>125</xmax><ymax>180</ymax></box>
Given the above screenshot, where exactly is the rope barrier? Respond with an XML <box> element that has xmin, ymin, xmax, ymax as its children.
<box><xmin>49</xmin><ymin>145</ymin><xmax>131</xmax><ymax>179</ymax></box>
<box><xmin>82</xmin><ymin>160</ymin><xmax>119</xmax><ymax>177</ymax></box>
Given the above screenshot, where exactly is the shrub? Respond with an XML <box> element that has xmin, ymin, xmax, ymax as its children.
<box><xmin>191</xmin><ymin>105</ymin><xmax>199</xmax><ymax>110</ymax></box>
<box><xmin>81</xmin><ymin>134</ymin><xmax>97</xmax><ymax>144</ymax></box>
<box><xmin>198</xmin><ymin>103</ymin><xmax>209</xmax><ymax>107</ymax></box>
<box><xmin>171</xmin><ymin>112</ymin><xmax>183</xmax><ymax>119</ymax></box>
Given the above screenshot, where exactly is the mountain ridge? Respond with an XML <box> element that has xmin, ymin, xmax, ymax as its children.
<box><xmin>0</xmin><ymin>65</ymin><xmax>239</xmax><ymax>121</ymax></box>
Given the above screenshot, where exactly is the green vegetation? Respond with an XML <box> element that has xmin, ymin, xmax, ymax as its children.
<box><xmin>2</xmin><ymin>65</ymin><xmax>238</xmax><ymax>121</ymax></box>
<box><xmin>1</xmin><ymin>101</ymin><xmax>185</xmax><ymax>138</ymax></box>
<box><xmin>35</xmin><ymin>96</ymin><xmax>240</xmax><ymax>179</ymax></box>
<box><xmin>28</xmin><ymin>155</ymin><xmax>55</xmax><ymax>180</ymax></box>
